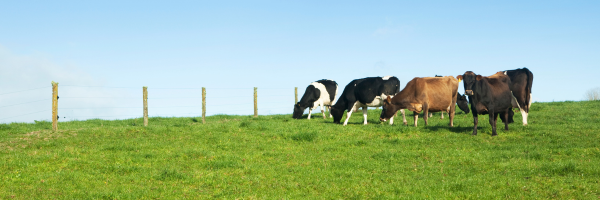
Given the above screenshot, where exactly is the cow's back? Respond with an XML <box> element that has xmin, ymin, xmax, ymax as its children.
<box><xmin>393</xmin><ymin>76</ymin><xmax>458</xmax><ymax>112</ymax></box>
<box><xmin>505</xmin><ymin>68</ymin><xmax>533</xmax><ymax>112</ymax></box>
<box><xmin>474</xmin><ymin>75</ymin><xmax>513</xmax><ymax>112</ymax></box>
<box><xmin>380</xmin><ymin>76</ymin><xmax>400</xmax><ymax>96</ymax></box>
<box><xmin>420</xmin><ymin>77</ymin><xmax>458</xmax><ymax>111</ymax></box>
<box><xmin>316</xmin><ymin>79</ymin><xmax>338</xmax><ymax>102</ymax></box>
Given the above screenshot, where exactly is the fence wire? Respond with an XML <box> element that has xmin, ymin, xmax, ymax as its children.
<box><xmin>1</xmin><ymin>85</ymin><xmax>304</xmax><ymax>123</ymax></box>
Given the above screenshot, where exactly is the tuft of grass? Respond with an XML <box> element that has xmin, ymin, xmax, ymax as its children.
<box><xmin>290</xmin><ymin>132</ymin><xmax>317</xmax><ymax>141</ymax></box>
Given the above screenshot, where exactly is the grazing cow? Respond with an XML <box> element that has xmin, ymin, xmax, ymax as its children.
<box><xmin>457</xmin><ymin>71</ymin><xmax>513</xmax><ymax>136</ymax></box>
<box><xmin>379</xmin><ymin>76</ymin><xmax>461</xmax><ymax>127</ymax></box>
<box><xmin>331</xmin><ymin>76</ymin><xmax>406</xmax><ymax>126</ymax></box>
<box><xmin>503</xmin><ymin>68</ymin><xmax>534</xmax><ymax>125</ymax></box>
<box><xmin>456</xmin><ymin>92</ymin><xmax>470</xmax><ymax>114</ymax></box>
<box><xmin>293</xmin><ymin>79</ymin><xmax>338</xmax><ymax>119</ymax></box>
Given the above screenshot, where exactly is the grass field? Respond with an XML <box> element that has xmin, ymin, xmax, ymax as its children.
<box><xmin>1</xmin><ymin>101</ymin><xmax>599</xmax><ymax>199</ymax></box>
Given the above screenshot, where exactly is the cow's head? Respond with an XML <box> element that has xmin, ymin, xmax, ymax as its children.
<box><xmin>292</xmin><ymin>103</ymin><xmax>307</xmax><ymax>119</ymax></box>
<box><xmin>457</xmin><ymin>72</ymin><xmax>481</xmax><ymax>96</ymax></box>
<box><xmin>330</xmin><ymin>106</ymin><xmax>344</xmax><ymax>124</ymax></box>
<box><xmin>379</xmin><ymin>96</ymin><xmax>396</xmax><ymax>122</ymax></box>
<box><xmin>456</xmin><ymin>92</ymin><xmax>470</xmax><ymax>114</ymax></box>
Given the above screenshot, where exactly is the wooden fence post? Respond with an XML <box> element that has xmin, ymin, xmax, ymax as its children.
<box><xmin>295</xmin><ymin>87</ymin><xmax>298</xmax><ymax>104</ymax></box>
<box><xmin>202</xmin><ymin>87</ymin><xmax>206</xmax><ymax>124</ymax></box>
<box><xmin>254</xmin><ymin>87</ymin><xmax>258</xmax><ymax>117</ymax></box>
<box><xmin>51</xmin><ymin>81</ymin><xmax>58</xmax><ymax>132</ymax></box>
<box><xmin>143</xmin><ymin>86</ymin><xmax>148</xmax><ymax>126</ymax></box>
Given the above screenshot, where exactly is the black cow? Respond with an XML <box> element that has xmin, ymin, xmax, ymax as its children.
<box><xmin>331</xmin><ymin>76</ymin><xmax>406</xmax><ymax>126</ymax></box>
<box><xmin>293</xmin><ymin>79</ymin><xmax>338</xmax><ymax>119</ymax></box>
<box><xmin>503</xmin><ymin>68</ymin><xmax>534</xmax><ymax>125</ymax></box>
<box><xmin>456</xmin><ymin>92</ymin><xmax>470</xmax><ymax>114</ymax></box>
<box><xmin>457</xmin><ymin>71</ymin><xmax>513</xmax><ymax>136</ymax></box>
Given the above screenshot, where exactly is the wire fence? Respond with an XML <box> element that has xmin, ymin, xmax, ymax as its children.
<box><xmin>0</xmin><ymin>84</ymin><xmax>303</xmax><ymax>124</ymax></box>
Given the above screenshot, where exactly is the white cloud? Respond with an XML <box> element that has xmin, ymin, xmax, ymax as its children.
<box><xmin>0</xmin><ymin>45</ymin><xmax>136</xmax><ymax>123</ymax></box>
<box><xmin>372</xmin><ymin>18</ymin><xmax>413</xmax><ymax>38</ymax></box>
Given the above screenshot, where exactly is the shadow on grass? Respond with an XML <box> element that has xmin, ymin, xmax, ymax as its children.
<box><xmin>424</xmin><ymin>124</ymin><xmax>473</xmax><ymax>134</ymax></box>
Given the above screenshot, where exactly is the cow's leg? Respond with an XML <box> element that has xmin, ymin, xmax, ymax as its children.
<box><xmin>520</xmin><ymin>108</ymin><xmax>528</xmax><ymax>126</ymax></box>
<box><xmin>308</xmin><ymin>108</ymin><xmax>312</xmax><ymax>120</ymax></box>
<box><xmin>528</xmin><ymin>93</ymin><xmax>532</xmax><ymax>108</ymax></box>
<box><xmin>441</xmin><ymin>111</ymin><xmax>444</xmax><ymax>119</ymax></box>
<box><xmin>449</xmin><ymin>106</ymin><xmax>455</xmax><ymax>127</ymax></box>
<box><xmin>400</xmin><ymin>109</ymin><xmax>407</xmax><ymax>125</ymax></box>
<box><xmin>428</xmin><ymin>113</ymin><xmax>432</xmax><ymax>118</ymax></box>
<box><xmin>343</xmin><ymin>110</ymin><xmax>353</xmax><ymax>126</ymax></box>
<box><xmin>472</xmin><ymin>115</ymin><xmax>478</xmax><ymax>135</ymax></box>
<box><xmin>362</xmin><ymin>106</ymin><xmax>368</xmax><ymax>125</ymax></box>
<box><xmin>329</xmin><ymin>106</ymin><xmax>333</xmax><ymax>118</ymax></box>
<box><xmin>320</xmin><ymin>101</ymin><xmax>326</xmax><ymax>119</ymax></box>
<box><xmin>423</xmin><ymin>104</ymin><xmax>429</xmax><ymax>126</ymax></box>
<box><xmin>504</xmin><ymin>109</ymin><xmax>509</xmax><ymax>131</ymax></box>
<box><xmin>389</xmin><ymin>112</ymin><xmax>395</xmax><ymax>125</ymax></box>
<box><xmin>413</xmin><ymin>111</ymin><xmax>419</xmax><ymax>127</ymax></box>
<box><xmin>490</xmin><ymin>111</ymin><xmax>497</xmax><ymax>136</ymax></box>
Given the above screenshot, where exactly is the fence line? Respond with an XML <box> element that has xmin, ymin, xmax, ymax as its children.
<box><xmin>0</xmin><ymin>99</ymin><xmax>50</xmax><ymax>108</ymax></box>
<box><xmin>61</xmin><ymin>85</ymin><xmax>139</xmax><ymax>89</ymax></box>
<box><xmin>0</xmin><ymin>86</ymin><xmax>50</xmax><ymax>96</ymax></box>
<box><xmin>0</xmin><ymin>83</ymin><xmax>312</xmax><ymax>126</ymax></box>
<box><xmin>0</xmin><ymin>110</ymin><xmax>51</xmax><ymax>121</ymax></box>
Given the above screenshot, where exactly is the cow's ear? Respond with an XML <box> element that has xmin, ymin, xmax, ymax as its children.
<box><xmin>475</xmin><ymin>75</ymin><xmax>482</xmax><ymax>81</ymax></box>
<box><xmin>456</xmin><ymin>75</ymin><xmax>463</xmax><ymax>82</ymax></box>
<box><xmin>386</xmin><ymin>96</ymin><xmax>392</xmax><ymax>104</ymax></box>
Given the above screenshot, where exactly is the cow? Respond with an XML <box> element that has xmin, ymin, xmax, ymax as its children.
<box><xmin>457</xmin><ymin>71</ymin><xmax>513</xmax><ymax>136</ymax></box>
<box><xmin>503</xmin><ymin>68</ymin><xmax>534</xmax><ymax>125</ymax></box>
<box><xmin>430</xmin><ymin>91</ymin><xmax>470</xmax><ymax>119</ymax></box>
<box><xmin>331</xmin><ymin>76</ymin><xmax>406</xmax><ymax>126</ymax></box>
<box><xmin>457</xmin><ymin>92</ymin><xmax>470</xmax><ymax>114</ymax></box>
<box><xmin>379</xmin><ymin>76</ymin><xmax>461</xmax><ymax>127</ymax></box>
<box><xmin>293</xmin><ymin>79</ymin><xmax>338</xmax><ymax>119</ymax></box>
<box><xmin>430</xmin><ymin>75</ymin><xmax>447</xmax><ymax>119</ymax></box>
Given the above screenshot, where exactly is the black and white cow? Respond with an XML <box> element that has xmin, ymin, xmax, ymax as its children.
<box><xmin>293</xmin><ymin>79</ymin><xmax>338</xmax><ymax>119</ymax></box>
<box><xmin>331</xmin><ymin>76</ymin><xmax>406</xmax><ymax>126</ymax></box>
<box><xmin>503</xmin><ymin>68</ymin><xmax>534</xmax><ymax>125</ymax></box>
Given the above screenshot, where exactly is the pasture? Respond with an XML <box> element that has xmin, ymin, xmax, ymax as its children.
<box><xmin>1</xmin><ymin>101</ymin><xmax>599</xmax><ymax>199</ymax></box>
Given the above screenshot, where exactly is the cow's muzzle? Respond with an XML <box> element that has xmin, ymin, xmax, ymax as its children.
<box><xmin>465</xmin><ymin>90</ymin><xmax>474</xmax><ymax>96</ymax></box>
<box><xmin>380</xmin><ymin>118</ymin><xmax>387</xmax><ymax>122</ymax></box>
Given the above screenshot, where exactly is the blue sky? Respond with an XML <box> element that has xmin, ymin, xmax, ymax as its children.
<box><xmin>1</xmin><ymin>1</ymin><xmax>599</xmax><ymax>123</ymax></box>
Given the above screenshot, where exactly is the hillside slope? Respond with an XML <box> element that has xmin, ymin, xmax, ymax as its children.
<box><xmin>1</xmin><ymin>101</ymin><xmax>599</xmax><ymax>199</ymax></box>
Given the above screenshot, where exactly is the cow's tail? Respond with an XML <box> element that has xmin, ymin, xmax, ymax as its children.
<box><xmin>524</xmin><ymin>68</ymin><xmax>533</xmax><ymax>113</ymax></box>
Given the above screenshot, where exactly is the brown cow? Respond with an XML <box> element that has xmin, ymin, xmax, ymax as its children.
<box><xmin>379</xmin><ymin>76</ymin><xmax>460</xmax><ymax>127</ymax></box>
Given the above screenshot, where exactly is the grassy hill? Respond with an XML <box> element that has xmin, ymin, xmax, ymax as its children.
<box><xmin>1</xmin><ymin>101</ymin><xmax>599</xmax><ymax>199</ymax></box>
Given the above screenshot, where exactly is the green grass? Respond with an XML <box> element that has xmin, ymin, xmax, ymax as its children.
<box><xmin>1</xmin><ymin>101</ymin><xmax>600</xmax><ymax>199</ymax></box>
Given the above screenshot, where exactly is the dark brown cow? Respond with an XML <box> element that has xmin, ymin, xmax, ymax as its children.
<box><xmin>457</xmin><ymin>71</ymin><xmax>513</xmax><ymax>136</ymax></box>
<box><xmin>379</xmin><ymin>76</ymin><xmax>460</xmax><ymax>127</ymax></box>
